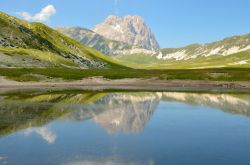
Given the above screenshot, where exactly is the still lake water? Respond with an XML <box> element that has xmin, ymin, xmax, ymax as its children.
<box><xmin>0</xmin><ymin>89</ymin><xmax>250</xmax><ymax>165</ymax></box>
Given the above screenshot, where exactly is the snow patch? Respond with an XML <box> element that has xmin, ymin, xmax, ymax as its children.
<box><xmin>235</xmin><ymin>60</ymin><xmax>248</xmax><ymax>65</ymax></box>
<box><xmin>163</xmin><ymin>50</ymin><xmax>187</xmax><ymax>60</ymax></box>
<box><xmin>156</xmin><ymin>52</ymin><xmax>163</xmax><ymax>59</ymax></box>
<box><xmin>222</xmin><ymin>46</ymin><xmax>240</xmax><ymax>55</ymax></box>
<box><xmin>110</xmin><ymin>24</ymin><xmax>124</xmax><ymax>34</ymax></box>
<box><xmin>207</xmin><ymin>47</ymin><xmax>223</xmax><ymax>56</ymax></box>
<box><xmin>222</xmin><ymin>45</ymin><xmax>250</xmax><ymax>56</ymax></box>
<box><xmin>159</xmin><ymin>44</ymin><xmax>250</xmax><ymax>60</ymax></box>
<box><xmin>241</xmin><ymin>45</ymin><xmax>250</xmax><ymax>51</ymax></box>
<box><xmin>114</xmin><ymin>48</ymin><xmax>156</xmax><ymax>55</ymax></box>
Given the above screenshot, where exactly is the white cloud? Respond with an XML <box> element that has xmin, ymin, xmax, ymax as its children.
<box><xmin>18</xmin><ymin>4</ymin><xmax>56</xmax><ymax>22</ymax></box>
<box><xmin>0</xmin><ymin>156</ymin><xmax>7</xmax><ymax>161</ymax></box>
<box><xmin>24</xmin><ymin>127</ymin><xmax>57</xmax><ymax>144</ymax></box>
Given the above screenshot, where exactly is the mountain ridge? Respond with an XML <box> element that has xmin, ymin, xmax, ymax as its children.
<box><xmin>56</xmin><ymin>26</ymin><xmax>132</xmax><ymax>56</ymax></box>
<box><xmin>115</xmin><ymin>32</ymin><xmax>250</xmax><ymax>69</ymax></box>
<box><xmin>161</xmin><ymin>33</ymin><xmax>250</xmax><ymax>60</ymax></box>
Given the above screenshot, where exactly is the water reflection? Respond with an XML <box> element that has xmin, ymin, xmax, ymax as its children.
<box><xmin>0</xmin><ymin>155</ymin><xmax>6</xmax><ymax>160</ymax></box>
<box><xmin>66</xmin><ymin>93</ymin><xmax>161</xmax><ymax>134</ymax></box>
<box><xmin>162</xmin><ymin>92</ymin><xmax>250</xmax><ymax>116</ymax></box>
<box><xmin>0</xmin><ymin>89</ymin><xmax>250</xmax><ymax>165</ymax></box>
<box><xmin>23</xmin><ymin>127</ymin><xmax>56</xmax><ymax>144</ymax></box>
<box><xmin>62</xmin><ymin>156</ymin><xmax>154</xmax><ymax>165</ymax></box>
<box><xmin>0</xmin><ymin>90</ymin><xmax>250</xmax><ymax>138</ymax></box>
<box><xmin>0</xmin><ymin>155</ymin><xmax>7</xmax><ymax>165</ymax></box>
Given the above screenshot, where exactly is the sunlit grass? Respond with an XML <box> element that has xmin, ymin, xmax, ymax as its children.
<box><xmin>0</xmin><ymin>68</ymin><xmax>249</xmax><ymax>82</ymax></box>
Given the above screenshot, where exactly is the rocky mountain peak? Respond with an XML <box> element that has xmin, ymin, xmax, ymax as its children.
<box><xmin>104</xmin><ymin>15</ymin><xmax>120</xmax><ymax>23</ymax></box>
<box><xmin>93</xmin><ymin>15</ymin><xmax>160</xmax><ymax>51</ymax></box>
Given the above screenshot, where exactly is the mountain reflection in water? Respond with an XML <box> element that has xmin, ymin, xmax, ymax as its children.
<box><xmin>0</xmin><ymin>90</ymin><xmax>250</xmax><ymax>138</ymax></box>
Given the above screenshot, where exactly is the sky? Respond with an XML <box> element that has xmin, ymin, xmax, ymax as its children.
<box><xmin>0</xmin><ymin>0</ymin><xmax>250</xmax><ymax>48</ymax></box>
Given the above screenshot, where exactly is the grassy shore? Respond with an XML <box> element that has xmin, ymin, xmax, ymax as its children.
<box><xmin>0</xmin><ymin>68</ymin><xmax>249</xmax><ymax>82</ymax></box>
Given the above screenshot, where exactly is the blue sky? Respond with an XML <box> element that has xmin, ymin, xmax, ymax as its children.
<box><xmin>0</xmin><ymin>0</ymin><xmax>250</xmax><ymax>48</ymax></box>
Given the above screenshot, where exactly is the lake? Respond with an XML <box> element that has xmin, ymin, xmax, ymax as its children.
<box><xmin>0</xmin><ymin>89</ymin><xmax>250</xmax><ymax>165</ymax></box>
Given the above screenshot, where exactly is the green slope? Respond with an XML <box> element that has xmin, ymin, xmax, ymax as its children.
<box><xmin>0</xmin><ymin>12</ymin><xmax>125</xmax><ymax>69</ymax></box>
<box><xmin>0</xmin><ymin>47</ymin><xmax>78</xmax><ymax>68</ymax></box>
<box><xmin>115</xmin><ymin>51</ymin><xmax>250</xmax><ymax>69</ymax></box>
<box><xmin>116</xmin><ymin>33</ymin><xmax>250</xmax><ymax>69</ymax></box>
<box><xmin>162</xmin><ymin>33</ymin><xmax>250</xmax><ymax>58</ymax></box>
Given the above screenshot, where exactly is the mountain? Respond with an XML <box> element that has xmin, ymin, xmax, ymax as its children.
<box><xmin>160</xmin><ymin>33</ymin><xmax>250</xmax><ymax>60</ymax></box>
<box><xmin>56</xmin><ymin>26</ymin><xmax>132</xmax><ymax>56</ymax></box>
<box><xmin>116</xmin><ymin>33</ymin><xmax>250</xmax><ymax>69</ymax></box>
<box><xmin>56</xmin><ymin>15</ymin><xmax>160</xmax><ymax>56</ymax></box>
<box><xmin>93</xmin><ymin>15</ymin><xmax>160</xmax><ymax>52</ymax></box>
<box><xmin>1</xmin><ymin>11</ymin><xmax>249</xmax><ymax>70</ymax></box>
<box><xmin>0</xmin><ymin>12</ymin><xmax>124</xmax><ymax>68</ymax></box>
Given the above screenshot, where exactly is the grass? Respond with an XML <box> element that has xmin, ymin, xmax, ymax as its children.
<box><xmin>0</xmin><ymin>68</ymin><xmax>249</xmax><ymax>82</ymax></box>
<box><xmin>0</xmin><ymin>47</ymin><xmax>79</xmax><ymax>68</ymax></box>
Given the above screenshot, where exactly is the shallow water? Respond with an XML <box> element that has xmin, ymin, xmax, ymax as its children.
<box><xmin>0</xmin><ymin>90</ymin><xmax>250</xmax><ymax>165</ymax></box>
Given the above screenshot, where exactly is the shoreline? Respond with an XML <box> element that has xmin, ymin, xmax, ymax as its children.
<box><xmin>0</xmin><ymin>77</ymin><xmax>250</xmax><ymax>93</ymax></box>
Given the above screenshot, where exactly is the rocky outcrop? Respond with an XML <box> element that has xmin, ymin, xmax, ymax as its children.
<box><xmin>93</xmin><ymin>15</ymin><xmax>160</xmax><ymax>51</ymax></box>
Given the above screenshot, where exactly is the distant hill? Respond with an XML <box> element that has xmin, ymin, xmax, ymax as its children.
<box><xmin>161</xmin><ymin>33</ymin><xmax>250</xmax><ymax>60</ymax></box>
<box><xmin>56</xmin><ymin>26</ymin><xmax>132</xmax><ymax>56</ymax></box>
<box><xmin>116</xmin><ymin>33</ymin><xmax>250</xmax><ymax>69</ymax></box>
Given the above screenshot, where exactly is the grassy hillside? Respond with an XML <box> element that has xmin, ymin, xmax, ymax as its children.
<box><xmin>0</xmin><ymin>12</ymin><xmax>125</xmax><ymax>69</ymax></box>
<box><xmin>0</xmin><ymin>47</ymin><xmax>79</xmax><ymax>68</ymax></box>
<box><xmin>116</xmin><ymin>51</ymin><xmax>250</xmax><ymax>69</ymax></box>
<box><xmin>116</xmin><ymin>33</ymin><xmax>250</xmax><ymax>69</ymax></box>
